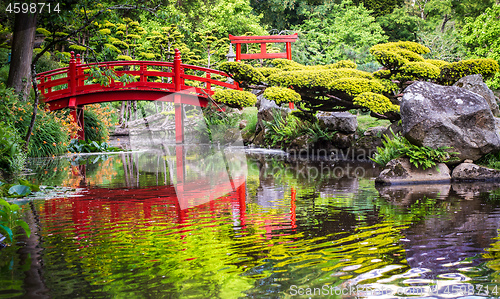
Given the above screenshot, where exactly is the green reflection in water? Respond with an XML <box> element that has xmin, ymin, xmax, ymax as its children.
<box><xmin>3</xmin><ymin>152</ymin><xmax>500</xmax><ymax>298</ymax></box>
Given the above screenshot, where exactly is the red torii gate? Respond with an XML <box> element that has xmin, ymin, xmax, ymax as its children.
<box><xmin>228</xmin><ymin>34</ymin><xmax>298</xmax><ymax>61</ymax></box>
<box><xmin>229</xmin><ymin>34</ymin><xmax>298</xmax><ymax>109</ymax></box>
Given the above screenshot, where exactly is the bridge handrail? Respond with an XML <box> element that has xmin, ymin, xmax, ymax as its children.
<box><xmin>36</xmin><ymin>50</ymin><xmax>239</xmax><ymax>104</ymax></box>
<box><xmin>37</xmin><ymin>61</ymin><xmax>233</xmax><ymax>79</ymax></box>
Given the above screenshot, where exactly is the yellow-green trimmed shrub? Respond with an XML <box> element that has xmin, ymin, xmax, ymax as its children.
<box><xmin>329</xmin><ymin>77</ymin><xmax>384</xmax><ymax>96</ymax></box>
<box><xmin>398</xmin><ymin>62</ymin><xmax>441</xmax><ymax>81</ymax></box>
<box><xmin>257</xmin><ymin>67</ymin><xmax>283</xmax><ymax>78</ymax></box>
<box><xmin>370</xmin><ymin>41</ymin><xmax>429</xmax><ymax>70</ymax></box>
<box><xmin>425</xmin><ymin>59</ymin><xmax>450</xmax><ymax>69</ymax></box>
<box><xmin>440</xmin><ymin>58</ymin><xmax>500</xmax><ymax>85</ymax></box>
<box><xmin>376</xmin><ymin>78</ymin><xmax>399</xmax><ymax>93</ymax></box>
<box><xmin>104</xmin><ymin>43</ymin><xmax>121</xmax><ymax>53</ymax></box>
<box><xmin>99</xmin><ymin>28</ymin><xmax>111</xmax><ymax>35</ymax></box>
<box><xmin>371</xmin><ymin>50</ymin><xmax>409</xmax><ymax>69</ymax></box>
<box><xmin>36</xmin><ymin>28</ymin><xmax>52</xmax><ymax>36</ymax></box>
<box><xmin>395</xmin><ymin>48</ymin><xmax>425</xmax><ymax>62</ymax></box>
<box><xmin>353</xmin><ymin>92</ymin><xmax>400</xmax><ymax>114</ymax></box>
<box><xmin>263</xmin><ymin>87</ymin><xmax>301</xmax><ymax>105</ymax></box>
<box><xmin>268</xmin><ymin>68</ymin><xmax>374</xmax><ymax>89</ymax></box>
<box><xmin>213</xmin><ymin>89</ymin><xmax>257</xmax><ymax>108</ymax></box>
<box><xmin>116</xmin><ymin>55</ymin><xmax>133</xmax><ymax>61</ymax></box>
<box><xmin>68</xmin><ymin>45</ymin><xmax>87</xmax><ymax>52</ymax></box>
<box><xmin>112</xmin><ymin>40</ymin><xmax>129</xmax><ymax>49</ymax></box>
<box><xmin>370</xmin><ymin>41</ymin><xmax>430</xmax><ymax>55</ymax></box>
<box><xmin>219</xmin><ymin>62</ymin><xmax>265</xmax><ymax>85</ymax></box>
<box><xmin>373</xmin><ymin>69</ymin><xmax>391</xmax><ymax>79</ymax></box>
<box><xmin>271</xmin><ymin>59</ymin><xmax>304</xmax><ymax>71</ymax></box>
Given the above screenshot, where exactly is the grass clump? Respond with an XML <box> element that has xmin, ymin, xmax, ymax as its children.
<box><xmin>357</xmin><ymin>114</ymin><xmax>391</xmax><ymax>134</ymax></box>
<box><xmin>0</xmin><ymin>122</ymin><xmax>26</xmax><ymax>179</ymax></box>
<box><xmin>263</xmin><ymin>111</ymin><xmax>336</xmax><ymax>148</ymax></box>
<box><xmin>372</xmin><ymin>130</ymin><xmax>459</xmax><ymax>169</ymax></box>
<box><xmin>477</xmin><ymin>151</ymin><xmax>500</xmax><ymax>170</ymax></box>
<box><xmin>241</xmin><ymin>107</ymin><xmax>258</xmax><ymax>135</ymax></box>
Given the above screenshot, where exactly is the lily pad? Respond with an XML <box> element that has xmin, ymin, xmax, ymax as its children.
<box><xmin>8</xmin><ymin>185</ymin><xmax>32</xmax><ymax>197</ymax></box>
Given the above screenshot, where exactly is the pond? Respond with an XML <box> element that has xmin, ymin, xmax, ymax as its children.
<box><xmin>2</xmin><ymin>145</ymin><xmax>500</xmax><ymax>298</ymax></box>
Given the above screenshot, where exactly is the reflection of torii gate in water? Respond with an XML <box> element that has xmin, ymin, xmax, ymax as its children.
<box><xmin>67</xmin><ymin>146</ymin><xmax>297</xmax><ymax>230</ymax></box>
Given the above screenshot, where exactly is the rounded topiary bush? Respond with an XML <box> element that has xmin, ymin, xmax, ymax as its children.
<box><xmin>213</xmin><ymin>89</ymin><xmax>257</xmax><ymax>108</ymax></box>
<box><xmin>270</xmin><ymin>59</ymin><xmax>304</xmax><ymax>71</ymax></box>
<box><xmin>353</xmin><ymin>92</ymin><xmax>399</xmax><ymax>114</ymax></box>
<box><xmin>263</xmin><ymin>86</ymin><xmax>301</xmax><ymax>105</ymax></box>
<box><xmin>370</xmin><ymin>41</ymin><xmax>429</xmax><ymax>70</ymax></box>
<box><xmin>258</xmin><ymin>67</ymin><xmax>283</xmax><ymax>78</ymax></box>
<box><xmin>219</xmin><ymin>62</ymin><xmax>265</xmax><ymax>85</ymax></box>
<box><xmin>329</xmin><ymin>77</ymin><xmax>384</xmax><ymax>96</ymax></box>
<box><xmin>398</xmin><ymin>61</ymin><xmax>441</xmax><ymax>81</ymax></box>
<box><xmin>440</xmin><ymin>58</ymin><xmax>500</xmax><ymax>85</ymax></box>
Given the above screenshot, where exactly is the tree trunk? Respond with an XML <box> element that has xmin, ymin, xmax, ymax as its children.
<box><xmin>441</xmin><ymin>14</ymin><xmax>450</xmax><ymax>33</ymax></box>
<box><xmin>7</xmin><ymin>12</ymin><xmax>38</xmax><ymax>101</ymax></box>
<box><xmin>119</xmin><ymin>101</ymin><xmax>126</xmax><ymax>125</ymax></box>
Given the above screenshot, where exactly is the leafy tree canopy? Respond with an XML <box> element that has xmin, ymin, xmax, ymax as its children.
<box><xmin>462</xmin><ymin>4</ymin><xmax>500</xmax><ymax>89</ymax></box>
<box><xmin>292</xmin><ymin>0</ymin><xmax>388</xmax><ymax>66</ymax></box>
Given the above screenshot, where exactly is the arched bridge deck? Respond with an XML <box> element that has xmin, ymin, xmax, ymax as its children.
<box><xmin>36</xmin><ymin>49</ymin><xmax>239</xmax><ymax>142</ymax></box>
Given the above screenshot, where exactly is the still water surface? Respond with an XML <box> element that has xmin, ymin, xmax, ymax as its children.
<box><xmin>2</xmin><ymin>147</ymin><xmax>500</xmax><ymax>298</ymax></box>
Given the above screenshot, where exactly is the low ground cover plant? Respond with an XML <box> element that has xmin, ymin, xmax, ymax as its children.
<box><xmin>371</xmin><ymin>130</ymin><xmax>459</xmax><ymax>169</ymax></box>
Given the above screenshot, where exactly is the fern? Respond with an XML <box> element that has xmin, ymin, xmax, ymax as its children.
<box><xmin>371</xmin><ymin>130</ymin><xmax>459</xmax><ymax>169</ymax></box>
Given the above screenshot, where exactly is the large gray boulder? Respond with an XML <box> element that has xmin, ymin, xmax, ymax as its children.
<box><xmin>401</xmin><ymin>81</ymin><xmax>500</xmax><ymax>161</ymax></box>
<box><xmin>376</xmin><ymin>157</ymin><xmax>451</xmax><ymax>185</ymax></box>
<box><xmin>454</xmin><ymin>74</ymin><xmax>500</xmax><ymax>116</ymax></box>
<box><xmin>317</xmin><ymin>111</ymin><xmax>357</xmax><ymax>133</ymax></box>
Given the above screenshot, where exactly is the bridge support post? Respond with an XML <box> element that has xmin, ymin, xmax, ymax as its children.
<box><xmin>70</xmin><ymin>105</ymin><xmax>85</xmax><ymax>140</ymax></box>
<box><xmin>174</xmin><ymin>49</ymin><xmax>184</xmax><ymax>144</ymax></box>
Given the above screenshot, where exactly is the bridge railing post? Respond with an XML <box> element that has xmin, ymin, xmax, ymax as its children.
<box><xmin>173</xmin><ymin>48</ymin><xmax>184</xmax><ymax>144</ymax></box>
<box><xmin>68</xmin><ymin>51</ymin><xmax>85</xmax><ymax>140</ymax></box>
<box><xmin>206</xmin><ymin>72</ymin><xmax>211</xmax><ymax>91</ymax></box>
<box><xmin>140</xmin><ymin>62</ymin><xmax>147</xmax><ymax>86</ymax></box>
<box><xmin>76</xmin><ymin>54</ymin><xmax>83</xmax><ymax>91</ymax></box>
<box><xmin>69</xmin><ymin>51</ymin><xmax>76</xmax><ymax>97</ymax></box>
<box><xmin>39</xmin><ymin>75</ymin><xmax>45</xmax><ymax>97</ymax></box>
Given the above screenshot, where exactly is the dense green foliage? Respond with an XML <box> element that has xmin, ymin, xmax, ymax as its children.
<box><xmin>84</xmin><ymin>109</ymin><xmax>109</xmax><ymax>143</ymax></box>
<box><xmin>193</xmin><ymin>105</ymin><xmax>242</xmax><ymax>143</ymax></box>
<box><xmin>263</xmin><ymin>111</ymin><xmax>336</xmax><ymax>148</ymax></box>
<box><xmin>477</xmin><ymin>151</ymin><xmax>500</xmax><ymax>170</ymax></box>
<box><xmin>292</xmin><ymin>0</ymin><xmax>388</xmax><ymax>66</ymax></box>
<box><xmin>0</xmin><ymin>122</ymin><xmax>25</xmax><ymax>178</ymax></box>
<box><xmin>0</xmin><ymin>0</ymin><xmax>499</xmax><ymax>173</ymax></box>
<box><xmin>0</xmin><ymin>199</ymin><xmax>30</xmax><ymax>245</ymax></box>
<box><xmin>67</xmin><ymin>139</ymin><xmax>119</xmax><ymax>153</ymax></box>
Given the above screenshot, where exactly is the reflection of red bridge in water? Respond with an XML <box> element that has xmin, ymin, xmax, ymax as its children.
<box><xmin>36</xmin><ymin>49</ymin><xmax>239</xmax><ymax>143</ymax></box>
<box><xmin>40</xmin><ymin>181</ymin><xmax>298</xmax><ymax>239</ymax></box>
<box><xmin>42</xmin><ymin>146</ymin><xmax>297</xmax><ymax>238</ymax></box>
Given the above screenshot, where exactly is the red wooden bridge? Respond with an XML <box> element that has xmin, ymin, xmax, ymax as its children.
<box><xmin>36</xmin><ymin>49</ymin><xmax>239</xmax><ymax>143</ymax></box>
